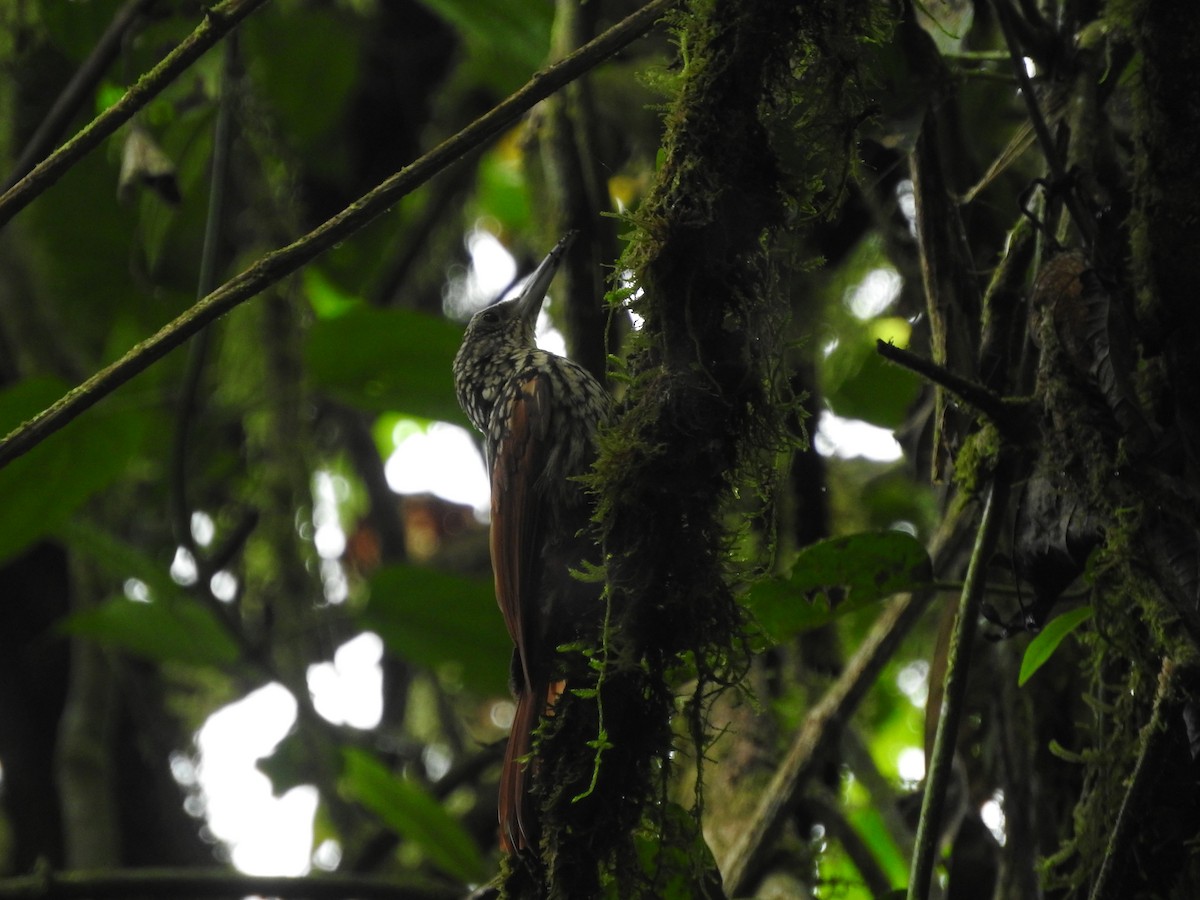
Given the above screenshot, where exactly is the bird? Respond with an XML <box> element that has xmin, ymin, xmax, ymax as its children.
<box><xmin>452</xmin><ymin>232</ymin><xmax>610</xmax><ymax>854</ymax></box>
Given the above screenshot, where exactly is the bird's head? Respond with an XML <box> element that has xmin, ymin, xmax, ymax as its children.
<box><xmin>453</xmin><ymin>232</ymin><xmax>577</xmax><ymax>431</ymax></box>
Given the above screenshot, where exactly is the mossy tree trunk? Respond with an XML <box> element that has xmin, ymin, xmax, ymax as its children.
<box><xmin>576</xmin><ymin>0</ymin><xmax>1200</xmax><ymax>897</ymax></box>
<box><xmin>510</xmin><ymin>0</ymin><xmax>893</xmax><ymax>896</ymax></box>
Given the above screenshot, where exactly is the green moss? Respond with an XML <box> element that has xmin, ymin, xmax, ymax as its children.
<box><xmin>949</xmin><ymin>422</ymin><xmax>1000</xmax><ymax>497</ymax></box>
<box><xmin>513</xmin><ymin>1</ymin><xmax>899</xmax><ymax>896</ymax></box>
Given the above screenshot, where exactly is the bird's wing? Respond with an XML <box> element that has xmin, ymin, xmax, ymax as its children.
<box><xmin>490</xmin><ymin>371</ymin><xmax>553</xmax><ymax>691</ymax></box>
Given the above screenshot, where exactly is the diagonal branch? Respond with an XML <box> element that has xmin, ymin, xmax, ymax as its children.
<box><xmin>0</xmin><ymin>0</ymin><xmax>679</xmax><ymax>472</ymax></box>
<box><xmin>0</xmin><ymin>868</ymin><xmax>458</xmax><ymax>900</ymax></box>
<box><xmin>0</xmin><ymin>0</ymin><xmax>270</xmax><ymax>229</ymax></box>
<box><xmin>876</xmin><ymin>339</ymin><xmax>1034</xmax><ymax>442</ymax></box>
<box><xmin>907</xmin><ymin>466</ymin><xmax>1012</xmax><ymax>900</ymax></box>
<box><xmin>0</xmin><ymin>0</ymin><xmax>158</xmax><ymax>195</ymax></box>
<box><xmin>721</xmin><ymin>495</ymin><xmax>976</xmax><ymax>895</ymax></box>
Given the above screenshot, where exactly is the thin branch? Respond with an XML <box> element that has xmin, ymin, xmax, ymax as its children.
<box><xmin>1089</xmin><ymin>658</ymin><xmax>1182</xmax><ymax>900</ymax></box>
<box><xmin>717</xmin><ymin>494</ymin><xmax>982</xmax><ymax>893</ymax></box>
<box><xmin>876</xmin><ymin>340</ymin><xmax>1032</xmax><ymax>440</ymax></box>
<box><xmin>0</xmin><ymin>0</ymin><xmax>680</xmax><ymax>472</ymax></box>
<box><xmin>987</xmin><ymin>0</ymin><xmax>1096</xmax><ymax>247</ymax></box>
<box><xmin>319</xmin><ymin>402</ymin><xmax>408</xmax><ymax>561</ymax></box>
<box><xmin>840</xmin><ymin>727</ymin><xmax>916</xmax><ymax>864</ymax></box>
<box><xmin>171</xmin><ymin>33</ymin><xmax>240</xmax><ymax>555</ymax></box>
<box><xmin>0</xmin><ymin>868</ymin><xmax>459</xmax><ymax>900</ymax></box>
<box><xmin>0</xmin><ymin>0</ymin><xmax>270</xmax><ymax>230</ymax></box>
<box><xmin>201</xmin><ymin>506</ymin><xmax>259</xmax><ymax>577</ymax></box>
<box><xmin>349</xmin><ymin>743</ymin><xmax>504</xmax><ymax>873</ymax></box>
<box><xmin>988</xmin><ymin>0</ymin><xmax>1060</xmax><ymax>183</ymax></box>
<box><xmin>722</xmin><ymin>585</ymin><xmax>937</xmax><ymax>894</ymax></box>
<box><xmin>907</xmin><ymin>466</ymin><xmax>1012</xmax><ymax>900</ymax></box>
<box><xmin>1</xmin><ymin>0</ymin><xmax>158</xmax><ymax>194</ymax></box>
<box><xmin>1012</xmin><ymin>0</ymin><xmax>1050</xmax><ymax>41</ymax></box>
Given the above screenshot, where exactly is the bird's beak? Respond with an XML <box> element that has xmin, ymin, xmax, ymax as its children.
<box><xmin>516</xmin><ymin>231</ymin><xmax>577</xmax><ymax>328</ymax></box>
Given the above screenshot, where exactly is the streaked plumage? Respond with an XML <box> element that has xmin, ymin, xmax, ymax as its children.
<box><xmin>452</xmin><ymin>233</ymin><xmax>609</xmax><ymax>853</ymax></box>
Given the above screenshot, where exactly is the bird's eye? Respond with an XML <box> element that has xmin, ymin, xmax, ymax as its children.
<box><xmin>480</xmin><ymin>309</ymin><xmax>500</xmax><ymax>325</ymax></box>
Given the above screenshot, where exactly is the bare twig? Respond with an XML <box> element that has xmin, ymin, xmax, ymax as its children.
<box><xmin>1</xmin><ymin>0</ymin><xmax>158</xmax><ymax>194</ymax></box>
<box><xmin>907</xmin><ymin>468</ymin><xmax>1011</xmax><ymax>900</ymax></box>
<box><xmin>0</xmin><ymin>0</ymin><xmax>269</xmax><ymax>230</ymax></box>
<box><xmin>0</xmin><ymin>0</ymin><xmax>679</xmax><ymax>472</ymax></box>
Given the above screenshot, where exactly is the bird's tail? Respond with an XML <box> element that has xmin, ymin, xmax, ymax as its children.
<box><xmin>498</xmin><ymin>680</ymin><xmax>566</xmax><ymax>854</ymax></box>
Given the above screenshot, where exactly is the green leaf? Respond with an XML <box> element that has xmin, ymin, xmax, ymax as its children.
<box><xmin>417</xmin><ymin>0</ymin><xmax>552</xmax><ymax>90</ymax></box>
<box><xmin>0</xmin><ymin>378</ymin><xmax>143</xmax><ymax>564</ymax></box>
<box><xmin>304</xmin><ymin>268</ymin><xmax>361</xmax><ymax>320</ymax></box>
<box><xmin>1019</xmin><ymin>606</ymin><xmax>1093</xmax><ymax>686</ymax></box>
<box><xmin>57</xmin><ymin>519</ymin><xmax>239</xmax><ymax>667</ymax></box>
<box><xmin>848</xmin><ymin>805</ymin><xmax>908</xmax><ymax>887</ymax></box>
<box><xmin>474</xmin><ymin>147</ymin><xmax>531</xmax><ymax>233</ymax></box>
<box><xmin>60</xmin><ymin>518</ymin><xmax>184</xmax><ymax>602</ymax></box>
<box><xmin>25</xmin><ymin>143</ymin><xmax>145</xmax><ymax>333</ymax></box>
<box><xmin>744</xmin><ymin>531</ymin><xmax>933</xmax><ymax>644</ymax></box>
<box><xmin>361</xmin><ymin>564</ymin><xmax>510</xmax><ymax>695</ymax></box>
<box><xmin>60</xmin><ymin>596</ymin><xmax>239</xmax><ymax>667</ymax></box>
<box><xmin>340</xmin><ymin>747</ymin><xmax>487</xmax><ymax>883</ymax></box>
<box><xmin>305</xmin><ymin>306</ymin><xmax>468</xmax><ymax>426</ymax></box>
<box><xmin>243</xmin><ymin>7</ymin><xmax>361</xmax><ymax>151</ymax></box>
<box><xmin>824</xmin><ymin>318</ymin><xmax>921</xmax><ymax>429</ymax></box>
<box><xmin>41</xmin><ymin>2</ymin><xmax>124</xmax><ymax>61</ymax></box>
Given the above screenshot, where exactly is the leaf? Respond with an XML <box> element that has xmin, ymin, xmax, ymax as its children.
<box><xmin>474</xmin><ymin>145</ymin><xmax>532</xmax><ymax>233</ymax></box>
<box><xmin>304</xmin><ymin>268</ymin><xmax>360</xmax><ymax>320</ymax></box>
<box><xmin>242</xmin><ymin>7</ymin><xmax>361</xmax><ymax>150</ymax></box>
<box><xmin>118</xmin><ymin>124</ymin><xmax>181</xmax><ymax>205</ymax></box>
<box><xmin>60</xmin><ymin>518</ymin><xmax>186</xmax><ymax>602</ymax></box>
<box><xmin>340</xmin><ymin>747</ymin><xmax>487</xmax><ymax>883</ymax></box>
<box><xmin>824</xmin><ymin>317</ymin><xmax>921</xmax><ymax>429</ymax></box>
<box><xmin>25</xmin><ymin>140</ymin><xmax>145</xmax><ymax>328</ymax></box>
<box><xmin>60</xmin><ymin>595</ymin><xmax>239</xmax><ymax>667</ymax></box>
<box><xmin>0</xmin><ymin>378</ymin><xmax>143</xmax><ymax>564</ymax></box>
<box><xmin>744</xmin><ymin>531</ymin><xmax>933</xmax><ymax>644</ymax></box>
<box><xmin>304</xmin><ymin>306</ymin><xmax>469</xmax><ymax>426</ymax></box>
<box><xmin>848</xmin><ymin>806</ymin><xmax>909</xmax><ymax>887</ymax></box>
<box><xmin>57</xmin><ymin>520</ymin><xmax>239</xmax><ymax>667</ymax></box>
<box><xmin>361</xmin><ymin>564</ymin><xmax>511</xmax><ymax>695</ymax></box>
<box><xmin>830</xmin><ymin>345</ymin><xmax>921</xmax><ymax>429</ymax></box>
<box><xmin>1018</xmin><ymin>606</ymin><xmax>1093</xmax><ymax>686</ymax></box>
<box><xmin>417</xmin><ymin>0</ymin><xmax>552</xmax><ymax>91</ymax></box>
